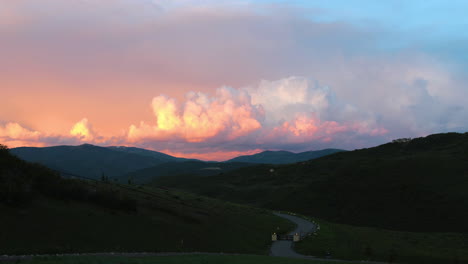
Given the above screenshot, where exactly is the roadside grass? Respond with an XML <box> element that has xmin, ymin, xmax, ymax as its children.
<box><xmin>295</xmin><ymin>218</ymin><xmax>468</xmax><ymax>264</ymax></box>
<box><xmin>22</xmin><ymin>254</ymin><xmax>345</xmax><ymax>264</ymax></box>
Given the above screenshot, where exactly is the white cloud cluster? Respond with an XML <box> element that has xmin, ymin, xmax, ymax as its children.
<box><xmin>127</xmin><ymin>76</ymin><xmax>388</xmax><ymax>153</ymax></box>
<box><xmin>128</xmin><ymin>87</ymin><xmax>263</xmax><ymax>143</ymax></box>
<box><xmin>0</xmin><ymin>118</ymin><xmax>102</xmax><ymax>148</ymax></box>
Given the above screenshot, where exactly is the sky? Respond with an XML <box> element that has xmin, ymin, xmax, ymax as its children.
<box><xmin>1</xmin><ymin>0</ymin><xmax>468</xmax><ymax>160</ymax></box>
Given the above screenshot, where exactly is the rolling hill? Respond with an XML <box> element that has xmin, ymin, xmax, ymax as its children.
<box><xmin>227</xmin><ymin>149</ymin><xmax>345</xmax><ymax>164</ymax></box>
<box><xmin>152</xmin><ymin>132</ymin><xmax>468</xmax><ymax>232</ymax></box>
<box><xmin>10</xmin><ymin>144</ymin><xmax>189</xmax><ymax>180</ymax></box>
<box><xmin>0</xmin><ymin>144</ymin><xmax>294</xmax><ymax>254</ymax></box>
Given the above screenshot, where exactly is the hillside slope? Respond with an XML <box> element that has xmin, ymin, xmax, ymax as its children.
<box><xmin>0</xmin><ymin>145</ymin><xmax>293</xmax><ymax>254</ymax></box>
<box><xmin>227</xmin><ymin>149</ymin><xmax>345</xmax><ymax>164</ymax></box>
<box><xmin>123</xmin><ymin>160</ymin><xmax>255</xmax><ymax>184</ymax></box>
<box><xmin>152</xmin><ymin>132</ymin><xmax>468</xmax><ymax>232</ymax></box>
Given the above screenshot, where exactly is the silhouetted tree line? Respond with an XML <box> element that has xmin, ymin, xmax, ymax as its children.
<box><xmin>0</xmin><ymin>144</ymin><xmax>137</xmax><ymax>212</ymax></box>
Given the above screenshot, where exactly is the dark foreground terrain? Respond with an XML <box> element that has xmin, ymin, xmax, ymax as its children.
<box><xmin>0</xmin><ymin>145</ymin><xmax>293</xmax><ymax>254</ymax></box>
<box><xmin>153</xmin><ymin>133</ymin><xmax>468</xmax><ymax>232</ymax></box>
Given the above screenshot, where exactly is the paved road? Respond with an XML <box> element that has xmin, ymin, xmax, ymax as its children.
<box><xmin>270</xmin><ymin>212</ymin><xmax>316</xmax><ymax>258</ymax></box>
<box><xmin>270</xmin><ymin>213</ymin><xmax>386</xmax><ymax>264</ymax></box>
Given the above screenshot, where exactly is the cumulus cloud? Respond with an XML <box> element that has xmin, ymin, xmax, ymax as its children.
<box><xmin>0</xmin><ymin>123</ymin><xmax>42</xmax><ymax>148</ymax></box>
<box><xmin>0</xmin><ymin>122</ymin><xmax>41</xmax><ymax>140</ymax></box>
<box><xmin>0</xmin><ymin>118</ymin><xmax>111</xmax><ymax>148</ymax></box>
<box><xmin>129</xmin><ymin>87</ymin><xmax>263</xmax><ymax>143</ymax></box>
<box><xmin>127</xmin><ymin>76</ymin><xmax>389</xmax><ymax>155</ymax></box>
<box><xmin>70</xmin><ymin>118</ymin><xmax>96</xmax><ymax>141</ymax></box>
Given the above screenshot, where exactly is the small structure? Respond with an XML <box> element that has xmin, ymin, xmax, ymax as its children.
<box><xmin>272</xmin><ymin>233</ymin><xmax>277</xmax><ymax>241</ymax></box>
<box><xmin>293</xmin><ymin>233</ymin><xmax>300</xmax><ymax>242</ymax></box>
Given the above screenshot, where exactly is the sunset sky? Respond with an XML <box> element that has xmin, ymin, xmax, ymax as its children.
<box><xmin>1</xmin><ymin>0</ymin><xmax>468</xmax><ymax>160</ymax></box>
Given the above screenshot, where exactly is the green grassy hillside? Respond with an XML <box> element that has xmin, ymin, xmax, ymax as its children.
<box><xmin>294</xmin><ymin>215</ymin><xmax>468</xmax><ymax>264</ymax></box>
<box><xmin>152</xmin><ymin>132</ymin><xmax>468</xmax><ymax>232</ymax></box>
<box><xmin>0</xmin><ymin>145</ymin><xmax>293</xmax><ymax>255</ymax></box>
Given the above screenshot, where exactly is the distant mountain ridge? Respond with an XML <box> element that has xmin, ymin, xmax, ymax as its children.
<box><xmin>227</xmin><ymin>149</ymin><xmax>345</xmax><ymax>164</ymax></box>
<box><xmin>107</xmin><ymin>146</ymin><xmax>191</xmax><ymax>162</ymax></box>
<box><xmin>10</xmin><ymin>144</ymin><xmax>189</xmax><ymax>180</ymax></box>
<box><xmin>10</xmin><ymin>144</ymin><xmax>344</xmax><ymax>183</ymax></box>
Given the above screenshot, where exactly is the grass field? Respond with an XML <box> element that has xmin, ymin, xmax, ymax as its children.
<box><xmin>295</xmin><ymin>217</ymin><xmax>468</xmax><ymax>264</ymax></box>
<box><xmin>0</xmin><ymin>185</ymin><xmax>294</xmax><ymax>255</ymax></box>
<box><xmin>20</xmin><ymin>254</ymin><xmax>345</xmax><ymax>264</ymax></box>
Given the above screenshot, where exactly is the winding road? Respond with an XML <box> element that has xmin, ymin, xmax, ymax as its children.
<box><xmin>270</xmin><ymin>213</ymin><xmax>387</xmax><ymax>264</ymax></box>
<box><xmin>270</xmin><ymin>212</ymin><xmax>316</xmax><ymax>258</ymax></box>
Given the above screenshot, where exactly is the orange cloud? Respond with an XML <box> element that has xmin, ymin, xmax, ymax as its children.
<box><xmin>161</xmin><ymin>148</ymin><xmax>263</xmax><ymax>162</ymax></box>
<box><xmin>0</xmin><ymin>118</ymin><xmax>109</xmax><ymax>148</ymax></box>
<box><xmin>0</xmin><ymin>122</ymin><xmax>41</xmax><ymax>140</ymax></box>
<box><xmin>70</xmin><ymin>118</ymin><xmax>95</xmax><ymax>141</ymax></box>
<box><xmin>0</xmin><ymin>122</ymin><xmax>43</xmax><ymax>148</ymax></box>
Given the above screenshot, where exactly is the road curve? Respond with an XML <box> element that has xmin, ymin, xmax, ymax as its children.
<box><xmin>270</xmin><ymin>212</ymin><xmax>316</xmax><ymax>258</ymax></box>
<box><xmin>270</xmin><ymin>213</ymin><xmax>387</xmax><ymax>264</ymax></box>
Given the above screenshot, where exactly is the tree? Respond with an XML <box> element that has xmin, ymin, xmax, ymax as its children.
<box><xmin>101</xmin><ymin>172</ymin><xmax>108</xmax><ymax>183</ymax></box>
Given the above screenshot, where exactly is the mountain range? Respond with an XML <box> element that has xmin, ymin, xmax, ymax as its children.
<box><xmin>10</xmin><ymin>144</ymin><xmax>188</xmax><ymax>180</ymax></box>
<box><xmin>11</xmin><ymin>144</ymin><xmax>343</xmax><ymax>182</ymax></box>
